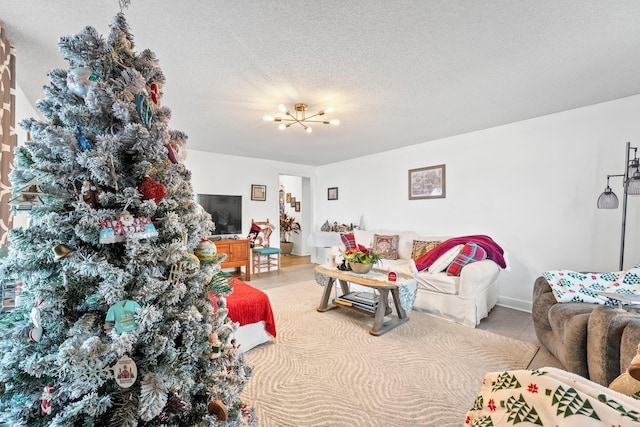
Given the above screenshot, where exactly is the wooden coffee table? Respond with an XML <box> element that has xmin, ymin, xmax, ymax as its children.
<box><xmin>315</xmin><ymin>264</ymin><xmax>409</xmax><ymax>336</ymax></box>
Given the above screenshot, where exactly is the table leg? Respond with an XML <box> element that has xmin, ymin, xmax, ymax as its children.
<box><xmin>391</xmin><ymin>288</ymin><xmax>408</xmax><ymax>320</ymax></box>
<box><xmin>337</xmin><ymin>279</ymin><xmax>350</xmax><ymax>295</ymax></box>
<box><xmin>369</xmin><ymin>288</ymin><xmax>409</xmax><ymax>336</ymax></box>
<box><xmin>317</xmin><ymin>277</ymin><xmax>336</xmax><ymax>312</ymax></box>
<box><xmin>371</xmin><ymin>289</ymin><xmax>389</xmax><ymax>334</ymax></box>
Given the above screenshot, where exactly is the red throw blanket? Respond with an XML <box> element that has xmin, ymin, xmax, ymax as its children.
<box><xmin>414</xmin><ymin>235</ymin><xmax>506</xmax><ymax>271</ymax></box>
<box><xmin>224</xmin><ymin>280</ymin><xmax>276</xmax><ymax>337</ymax></box>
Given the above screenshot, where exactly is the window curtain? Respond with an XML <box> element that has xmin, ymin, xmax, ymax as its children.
<box><xmin>0</xmin><ymin>25</ymin><xmax>16</xmax><ymax>252</ymax></box>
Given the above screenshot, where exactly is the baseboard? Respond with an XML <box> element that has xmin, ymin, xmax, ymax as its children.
<box><xmin>497</xmin><ymin>296</ymin><xmax>532</xmax><ymax>313</ymax></box>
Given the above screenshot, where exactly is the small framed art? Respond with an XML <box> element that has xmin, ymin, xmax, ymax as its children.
<box><xmin>328</xmin><ymin>187</ymin><xmax>338</xmax><ymax>200</ymax></box>
<box><xmin>251</xmin><ymin>184</ymin><xmax>267</xmax><ymax>201</ymax></box>
<box><xmin>408</xmin><ymin>164</ymin><xmax>446</xmax><ymax>200</ymax></box>
<box><xmin>286</xmin><ymin>193</ymin><xmax>291</xmax><ymax>203</ymax></box>
<box><xmin>295</xmin><ymin>201</ymin><xmax>301</xmax><ymax>212</ymax></box>
<box><xmin>290</xmin><ymin>197</ymin><xmax>296</xmax><ymax>207</ymax></box>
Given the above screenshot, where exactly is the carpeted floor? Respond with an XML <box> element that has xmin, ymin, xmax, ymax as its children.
<box><xmin>241</xmin><ymin>280</ymin><xmax>539</xmax><ymax>427</ymax></box>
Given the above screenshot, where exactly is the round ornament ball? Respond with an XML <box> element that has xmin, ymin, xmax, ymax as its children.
<box><xmin>194</xmin><ymin>238</ymin><xmax>217</xmax><ymax>262</ymax></box>
<box><xmin>181</xmin><ymin>253</ymin><xmax>200</xmax><ymax>275</ymax></box>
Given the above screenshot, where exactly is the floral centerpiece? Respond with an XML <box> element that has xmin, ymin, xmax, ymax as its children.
<box><xmin>342</xmin><ymin>244</ymin><xmax>381</xmax><ymax>273</ymax></box>
<box><xmin>279</xmin><ymin>212</ymin><xmax>301</xmax><ymax>243</ymax></box>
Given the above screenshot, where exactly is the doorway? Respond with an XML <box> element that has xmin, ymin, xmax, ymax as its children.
<box><xmin>279</xmin><ymin>174</ymin><xmax>311</xmax><ymax>267</ymax></box>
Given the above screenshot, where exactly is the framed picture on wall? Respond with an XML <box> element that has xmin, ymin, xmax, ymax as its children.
<box><xmin>328</xmin><ymin>187</ymin><xmax>338</xmax><ymax>200</ymax></box>
<box><xmin>408</xmin><ymin>164</ymin><xmax>446</xmax><ymax>200</ymax></box>
<box><xmin>290</xmin><ymin>197</ymin><xmax>296</xmax><ymax>207</ymax></box>
<box><xmin>286</xmin><ymin>193</ymin><xmax>291</xmax><ymax>203</ymax></box>
<box><xmin>251</xmin><ymin>184</ymin><xmax>267</xmax><ymax>201</ymax></box>
<box><xmin>295</xmin><ymin>201</ymin><xmax>300</xmax><ymax>212</ymax></box>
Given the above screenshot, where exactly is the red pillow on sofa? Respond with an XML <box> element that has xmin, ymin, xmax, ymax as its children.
<box><xmin>446</xmin><ymin>242</ymin><xmax>487</xmax><ymax>276</ymax></box>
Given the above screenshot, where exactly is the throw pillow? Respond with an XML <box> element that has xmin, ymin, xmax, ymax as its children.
<box><xmin>446</xmin><ymin>242</ymin><xmax>487</xmax><ymax>276</ymax></box>
<box><xmin>427</xmin><ymin>244</ymin><xmax>464</xmax><ymax>274</ymax></box>
<box><xmin>373</xmin><ymin>234</ymin><xmax>399</xmax><ymax>260</ymax></box>
<box><xmin>340</xmin><ymin>233</ymin><xmax>357</xmax><ymax>250</ymax></box>
<box><xmin>411</xmin><ymin>240</ymin><xmax>441</xmax><ymax>260</ymax></box>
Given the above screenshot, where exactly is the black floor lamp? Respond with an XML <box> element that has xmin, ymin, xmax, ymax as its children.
<box><xmin>597</xmin><ymin>142</ymin><xmax>640</xmax><ymax>270</ymax></box>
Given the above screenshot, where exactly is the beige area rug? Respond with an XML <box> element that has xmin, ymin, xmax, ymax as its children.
<box><xmin>241</xmin><ymin>280</ymin><xmax>538</xmax><ymax>427</ymax></box>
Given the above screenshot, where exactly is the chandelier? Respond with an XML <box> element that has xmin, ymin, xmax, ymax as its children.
<box><xmin>263</xmin><ymin>103</ymin><xmax>340</xmax><ymax>133</ymax></box>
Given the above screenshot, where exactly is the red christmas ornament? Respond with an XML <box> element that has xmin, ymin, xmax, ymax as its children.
<box><xmin>138</xmin><ymin>176</ymin><xmax>167</xmax><ymax>204</ymax></box>
<box><xmin>150</xmin><ymin>82</ymin><xmax>159</xmax><ymax>104</ymax></box>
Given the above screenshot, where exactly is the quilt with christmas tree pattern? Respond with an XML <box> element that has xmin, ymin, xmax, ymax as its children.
<box><xmin>465</xmin><ymin>367</ymin><xmax>640</xmax><ymax>426</ymax></box>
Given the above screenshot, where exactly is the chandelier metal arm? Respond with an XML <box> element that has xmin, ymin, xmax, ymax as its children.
<box><xmin>273</xmin><ymin>118</ymin><xmax>331</xmax><ymax>124</ymax></box>
<box><xmin>282</xmin><ymin>111</ymin><xmax>309</xmax><ymax>130</ymax></box>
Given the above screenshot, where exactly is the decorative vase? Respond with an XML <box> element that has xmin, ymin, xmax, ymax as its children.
<box><xmin>349</xmin><ymin>262</ymin><xmax>373</xmax><ymax>274</ymax></box>
<box><xmin>280</xmin><ymin>241</ymin><xmax>294</xmax><ymax>256</ymax></box>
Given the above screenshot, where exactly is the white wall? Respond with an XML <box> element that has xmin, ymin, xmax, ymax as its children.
<box><xmin>314</xmin><ymin>95</ymin><xmax>640</xmax><ymax>311</ymax></box>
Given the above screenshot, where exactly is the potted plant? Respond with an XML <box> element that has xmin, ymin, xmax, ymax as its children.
<box><xmin>280</xmin><ymin>212</ymin><xmax>301</xmax><ymax>255</ymax></box>
<box><xmin>342</xmin><ymin>244</ymin><xmax>382</xmax><ymax>274</ymax></box>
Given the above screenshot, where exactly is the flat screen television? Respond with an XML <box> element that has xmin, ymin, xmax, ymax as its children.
<box><xmin>196</xmin><ymin>194</ymin><xmax>243</xmax><ymax>236</ymax></box>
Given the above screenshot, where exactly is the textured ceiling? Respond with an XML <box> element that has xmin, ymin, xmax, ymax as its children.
<box><xmin>2</xmin><ymin>1</ymin><xmax>640</xmax><ymax>165</ymax></box>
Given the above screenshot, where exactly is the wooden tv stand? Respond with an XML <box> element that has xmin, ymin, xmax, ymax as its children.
<box><xmin>215</xmin><ymin>238</ymin><xmax>250</xmax><ymax>281</ymax></box>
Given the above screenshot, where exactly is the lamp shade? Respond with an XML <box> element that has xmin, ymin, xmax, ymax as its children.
<box><xmin>628</xmin><ymin>175</ymin><xmax>640</xmax><ymax>196</ymax></box>
<box><xmin>597</xmin><ymin>187</ymin><xmax>619</xmax><ymax>209</ymax></box>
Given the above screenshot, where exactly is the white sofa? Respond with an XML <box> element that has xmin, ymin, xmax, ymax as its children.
<box><xmin>333</xmin><ymin>229</ymin><xmax>501</xmax><ymax>327</ymax></box>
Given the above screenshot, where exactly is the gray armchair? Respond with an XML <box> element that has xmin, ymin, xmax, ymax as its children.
<box><xmin>533</xmin><ymin>275</ymin><xmax>640</xmax><ymax>386</ymax></box>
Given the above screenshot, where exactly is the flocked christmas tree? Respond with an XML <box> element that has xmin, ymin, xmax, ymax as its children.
<box><xmin>0</xmin><ymin>13</ymin><xmax>255</xmax><ymax>426</ymax></box>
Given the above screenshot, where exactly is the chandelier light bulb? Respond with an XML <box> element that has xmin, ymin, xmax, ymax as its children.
<box><xmin>324</xmin><ymin>107</ymin><xmax>335</xmax><ymax>113</ymax></box>
<box><xmin>306</xmin><ymin>127</ymin><xmax>313</xmax><ymax>133</ymax></box>
<box><xmin>263</xmin><ymin>115</ymin><xmax>274</xmax><ymax>122</ymax></box>
<box><xmin>278</xmin><ymin>104</ymin><xmax>288</xmax><ymax>113</ymax></box>
<box><xmin>329</xmin><ymin>119</ymin><xmax>340</xmax><ymax>126</ymax></box>
<box><xmin>278</xmin><ymin>123</ymin><xmax>287</xmax><ymax>130</ymax></box>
